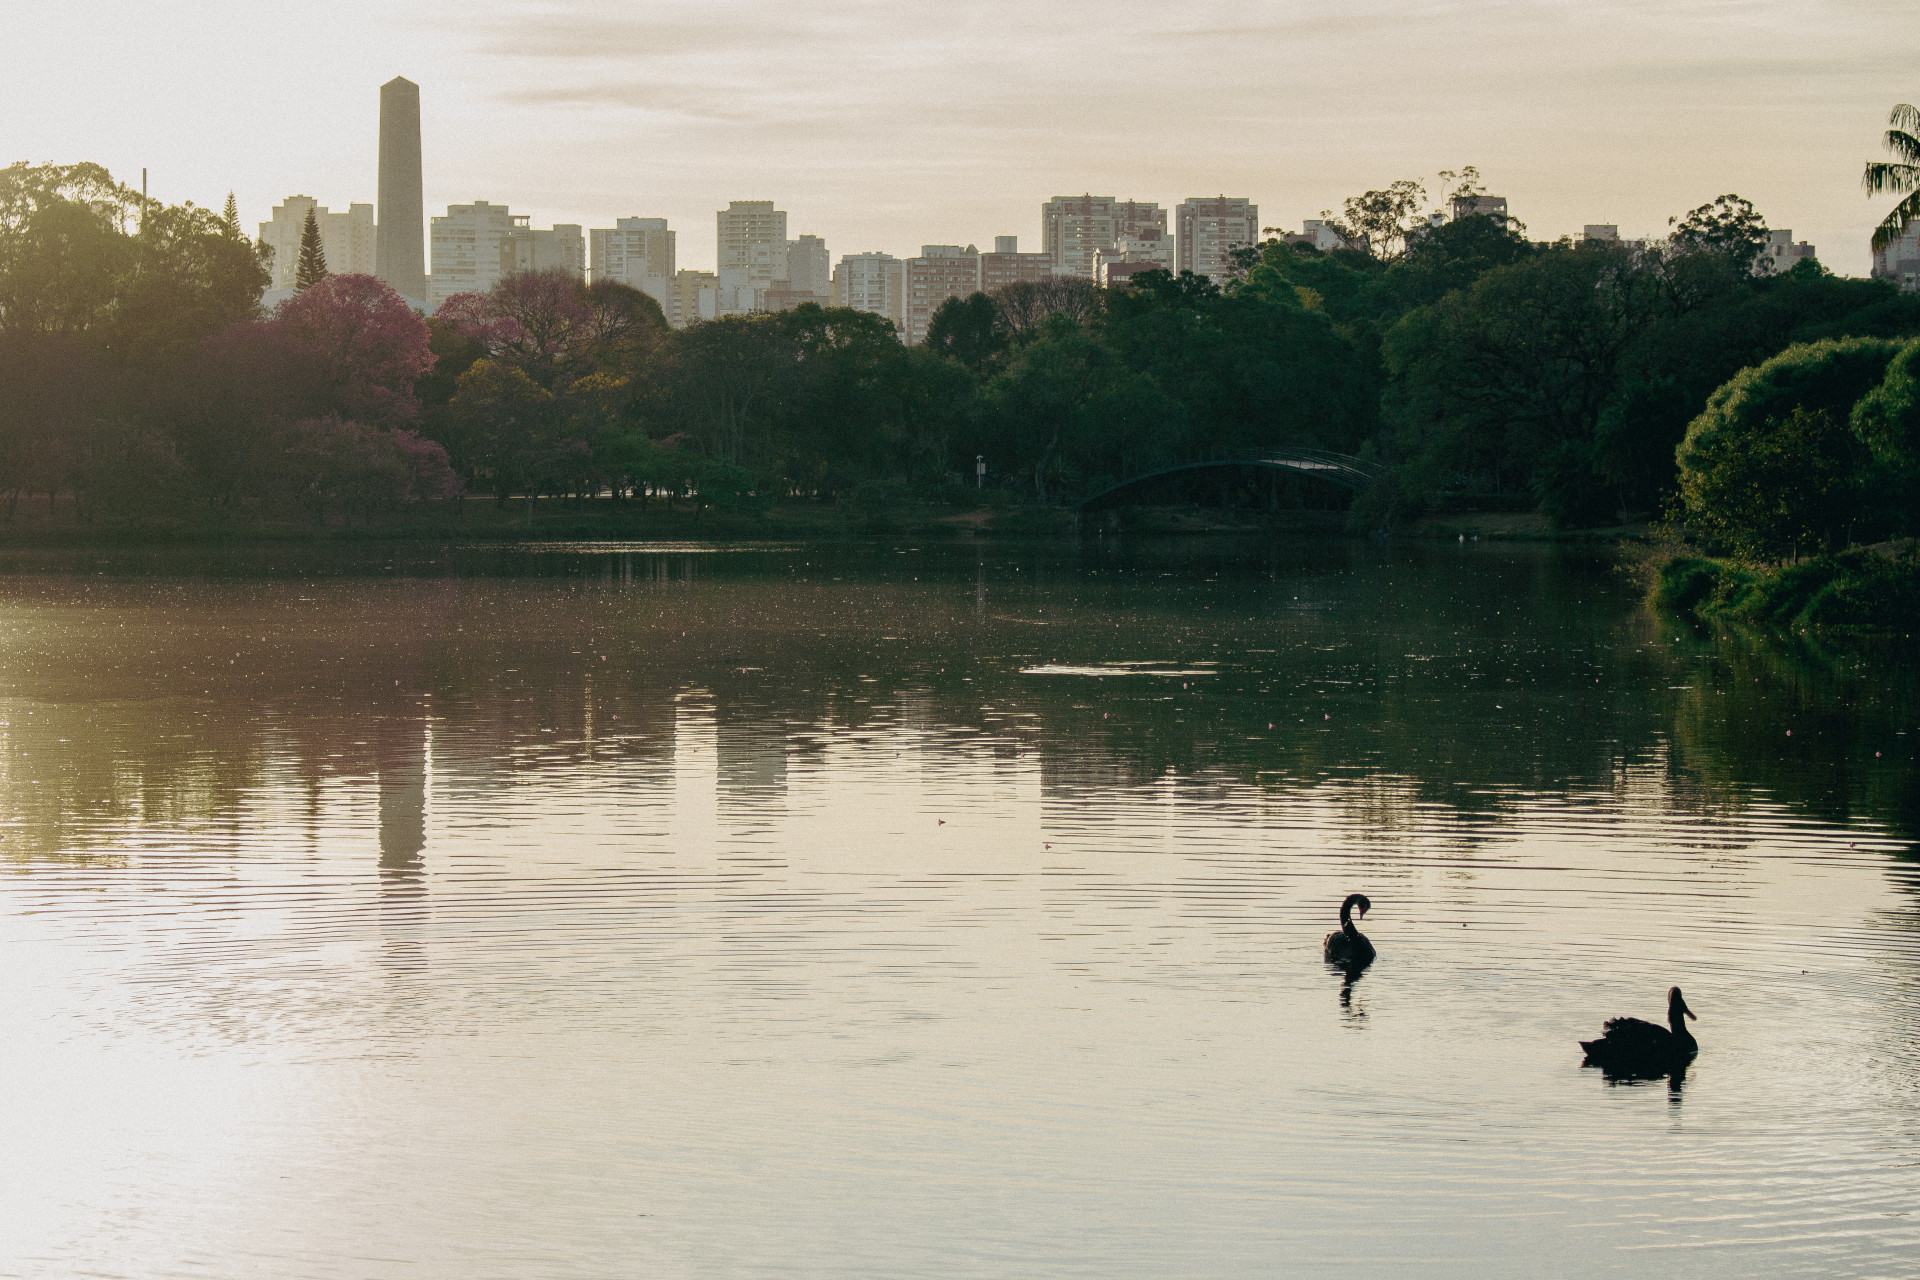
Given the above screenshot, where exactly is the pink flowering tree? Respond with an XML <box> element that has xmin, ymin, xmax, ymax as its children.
<box><xmin>273</xmin><ymin>273</ymin><xmax>434</xmax><ymax>426</ymax></box>
<box><xmin>439</xmin><ymin>269</ymin><xmax>588</xmax><ymax>380</ymax></box>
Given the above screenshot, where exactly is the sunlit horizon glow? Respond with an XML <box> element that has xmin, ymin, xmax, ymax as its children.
<box><xmin>7</xmin><ymin>0</ymin><xmax>1918</xmax><ymax>276</ymax></box>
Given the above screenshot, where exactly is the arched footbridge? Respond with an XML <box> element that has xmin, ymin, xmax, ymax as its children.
<box><xmin>1077</xmin><ymin>449</ymin><xmax>1380</xmax><ymax>511</ymax></box>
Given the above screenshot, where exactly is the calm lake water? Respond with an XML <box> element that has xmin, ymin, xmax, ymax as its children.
<box><xmin>1</xmin><ymin>537</ymin><xmax>1916</xmax><ymax>1278</ymax></box>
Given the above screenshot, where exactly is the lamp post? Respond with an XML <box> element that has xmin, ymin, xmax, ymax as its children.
<box><xmin>975</xmin><ymin>455</ymin><xmax>985</xmax><ymax>490</ymax></box>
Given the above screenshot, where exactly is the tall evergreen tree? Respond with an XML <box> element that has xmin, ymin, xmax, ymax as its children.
<box><xmin>222</xmin><ymin>190</ymin><xmax>242</xmax><ymax>237</ymax></box>
<box><xmin>295</xmin><ymin>206</ymin><xmax>328</xmax><ymax>291</ymax></box>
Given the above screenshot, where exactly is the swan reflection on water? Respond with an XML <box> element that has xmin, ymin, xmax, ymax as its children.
<box><xmin>1336</xmin><ymin>963</ymin><xmax>1368</xmax><ymax>1021</ymax></box>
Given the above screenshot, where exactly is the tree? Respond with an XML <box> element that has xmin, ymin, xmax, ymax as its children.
<box><xmin>992</xmin><ymin>277</ymin><xmax>1103</xmax><ymax>341</ymax></box>
<box><xmin>573</xmin><ymin>278</ymin><xmax>667</xmax><ymax>377</ymax></box>
<box><xmin>1864</xmin><ymin>103</ymin><xmax>1920</xmax><ymax>253</ymax></box>
<box><xmin>273</xmin><ymin>273</ymin><xmax>435</xmax><ymax>426</ymax></box>
<box><xmin>445</xmin><ymin>358</ymin><xmax>556</xmax><ymax>504</ymax></box>
<box><xmin>1100</xmin><ymin>266</ymin><xmax>1374</xmax><ymax>469</ymax></box>
<box><xmin>1383</xmin><ymin>212</ymin><xmax>1536</xmax><ymax>312</ymax></box>
<box><xmin>1322</xmin><ymin>179</ymin><xmax>1427</xmax><ymax>262</ymax></box>
<box><xmin>277</xmin><ymin>415</ymin><xmax>460</xmax><ymax>525</ymax></box>
<box><xmin>658</xmin><ymin>315</ymin><xmax>795</xmax><ymax>470</ymax></box>
<box><xmin>149</xmin><ymin>321</ymin><xmax>329</xmax><ymax>507</ymax></box>
<box><xmin>1669</xmin><ymin>194</ymin><xmax>1770</xmax><ymax>275</ymax></box>
<box><xmin>438</xmin><ymin>270</ymin><xmax>666</xmax><ymax>386</ymax></box>
<box><xmin>112</xmin><ymin>200</ymin><xmax>273</xmax><ymax>369</ymax></box>
<box><xmin>222</xmin><ymin>191</ymin><xmax>242</xmax><ymax>238</ymax></box>
<box><xmin>0</xmin><ymin>162</ymin><xmax>141</xmax><ymax>339</ymax></box>
<box><xmin>924</xmin><ymin>292</ymin><xmax>1001</xmax><ymax>372</ymax></box>
<box><xmin>1848</xmin><ymin>338</ymin><xmax>1920</xmax><ymax>521</ymax></box>
<box><xmin>981</xmin><ymin>315</ymin><xmax>1124</xmax><ymax>501</ymax></box>
<box><xmin>1381</xmin><ymin>244</ymin><xmax>1664</xmax><ymax>525</ymax></box>
<box><xmin>294</xmin><ymin>206</ymin><xmax>328</xmax><ymax>291</ymax></box>
<box><xmin>1676</xmin><ymin>337</ymin><xmax>1903</xmax><ymax>556</ymax></box>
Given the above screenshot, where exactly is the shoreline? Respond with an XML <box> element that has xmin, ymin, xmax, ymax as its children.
<box><xmin>0</xmin><ymin>498</ymin><xmax>1654</xmax><ymax>549</ymax></box>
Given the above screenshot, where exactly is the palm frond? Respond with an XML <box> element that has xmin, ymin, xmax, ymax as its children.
<box><xmin>1891</xmin><ymin>103</ymin><xmax>1920</xmax><ymax>135</ymax></box>
<box><xmin>1882</xmin><ymin>126</ymin><xmax>1920</xmax><ymax>166</ymax></box>
<box><xmin>1871</xmin><ymin>189</ymin><xmax>1920</xmax><ymax>252</ymax></box>
<box><xmin>1863</xmin><ymin>160</ymin><xmax>1920</xmax><ymax>196</ymax></box>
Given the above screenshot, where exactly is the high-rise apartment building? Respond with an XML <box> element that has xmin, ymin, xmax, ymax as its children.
<box><xmin>591</xmin><ymin>217</ymin><xmax>675</xmax><ymax>308</ymax></box>
<box><xmin>979</xmin><ymin>234</ymin><xmax>1055</xmax><ymax>292</ymax></box>
<box><xmin>1872</xmin><ymin>223</ymin><xmax>1920</xmax><ymax>292</ymax></box>
<box><xmin>1175</xmin><ymin>196</ymin><xmax>1259</xmax><ymax>282</ymax></box>
<box><xmin>670</xmin><ymin>269</ymin><xmax>720</xmax><ymax>327</ymax></box>
<box><xmin>761</xmin><ymin>233</ymin><xmax>831</xmax><ymax>312</ymax></box>
<box><xmin>1113</xmin><ymin>201</ymin><xmax>1167</xmax><ymax>241</ymax></box>
<box><xmin>830</xmin><ymin>252</ymin><xmax>906</xmax><ymax>332</ymax></box>
<box><xmin>905</xmin><ymin>245</ymin><xmax>981</xmax><ymax>345</ymax></box>
<box><xmin>428</xmin><ymin>202</ymin><xmax>581</xmax><ymax>308</ymax></box>
<box><xmin>376</xmin><ymin>77</ymin><xmax>426</xmax><ymax>305</ymax></box>
<box><xmin>259</xmin><ymin>196</ymin><xmax>376</xmax><ymax>292</ymax></box>
<box><xmin>1042</xmin><ymin>196</ymin><xmax>1111</xmax><ymax>280</ymax></box>
<box><xmin>508</xmin><ymin>224</ymin><xmax>585</xmax><ymax>277</ymax></box>
<box><xmin>1041</xmin><ymin>196</ymin><xmax>1168</xmax><ymax>279</ymax></box>
<box><xmin>784</xmin><ymin>234</ymin><xmax>831</xmax><ymax>297</ymax></box>
<box><xmin>716</xmin><ymin>200</ymin><xmax>788</xmax><ymax>314</ymax></box>
<box><xmin>430</xmin><ymin>201</ymin><xmax>516</xmax><ymax>307</ymax></box>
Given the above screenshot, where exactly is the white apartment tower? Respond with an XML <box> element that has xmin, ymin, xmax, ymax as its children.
<box><xmin>429</xmin><ymin>202</ymin><xmax>582</xmax><ymax>308</ymax></box>
<box><xmin>716</xmin><ymin>200</ymin><xmax>788</xmax><ymax>314</ymax></box>
<box><xmin>429</xmin><ymin>201</ymin><xmax>516</xmax><ymax>307</ymax></box>
<box><xmin>830</xmin><ymin>252</ymin><xmax>906</xmax><ymax>333</ymax></box>
<box><xmin>1175</xmin><ymin>196</ymin><xmax>1259</xmax><ymax>282</ymax></box>
<box><xmin>259</xmin><ymin>196</ymin><xmax>376</xmax><ymax>292</ymax></box>
<box><xmin>1041</xmin><ymin>196</ymin><xmax>1167</xmax><ymax>279</ymax></box>
<box><xmin>590</xmin><ymin>217</ymin><xmax>675</xmax><ymax>309</ymax></box>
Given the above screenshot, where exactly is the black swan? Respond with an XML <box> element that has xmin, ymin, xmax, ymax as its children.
<box><xmin>1580</xmin><ymin>987</ymin><xmax>1697</xmax><ymax>1076</ymax></box>
<box><xmin>1323</xmin><ymin>893</ymin><xmax>1375</xmax><ymax>967</ymax></box>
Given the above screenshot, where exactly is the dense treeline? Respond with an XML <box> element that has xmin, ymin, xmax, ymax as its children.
<box><xmin>0</xmin><ymin>163</ymin><xmax>455</xmax><ymax>524</ymax></box>
<box><xmin>4</xmin><ymin>160</ymin><xmax>1919</xmax><ymax>537</ymax></box>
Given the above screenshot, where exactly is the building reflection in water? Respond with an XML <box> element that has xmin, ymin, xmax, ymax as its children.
<box><xmin>377</xmin><ymin>699</ymin><xmax>430</xmax><ymax>977</ymax></box>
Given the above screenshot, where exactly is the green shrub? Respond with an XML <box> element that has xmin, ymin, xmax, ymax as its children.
<box><xmin>1653</xmin><ymin>548</ymin><xmax>1919</xmax><ymax>631</ymax></box>
<box><xmin>1676</xmin><ymin>338</ymin><xmax>1903</xmax><ymax>556</ymax></box>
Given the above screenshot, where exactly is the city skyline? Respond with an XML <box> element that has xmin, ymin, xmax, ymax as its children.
<box><xmin>8</xmin><ymin>0</ymin><xmax>1916</xmax><ymax>276</ymax></box>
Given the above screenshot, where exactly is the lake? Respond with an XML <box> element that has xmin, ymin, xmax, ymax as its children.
<box><xmin>1</xmin><ymin>537</ymin><xmax>1915</xmax><ymax>1278</ymax></box>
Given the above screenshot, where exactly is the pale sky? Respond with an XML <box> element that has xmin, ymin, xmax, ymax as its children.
<box><xmin>6</xmin><ymin>0</ymin><xmax>1918</xmax><ymax>275</ymax></box>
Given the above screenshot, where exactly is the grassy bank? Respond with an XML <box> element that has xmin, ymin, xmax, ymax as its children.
<box><xmin>1653</xmin><ymin>545</ymin><xmax>1920</xmax><ymax>634</ymax></box>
